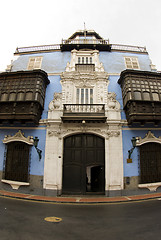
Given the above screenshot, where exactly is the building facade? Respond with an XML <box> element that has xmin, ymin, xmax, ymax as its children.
<box><xmin>0</xmin><ymin>29</ymin><xmax>161</xmax><ymax>196</ymax></box>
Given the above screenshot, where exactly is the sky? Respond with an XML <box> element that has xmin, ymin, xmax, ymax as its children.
<box><xmin>0</xmin><ymin>0</ymin><xmax>161</xmax><ymax>71</ymax></box>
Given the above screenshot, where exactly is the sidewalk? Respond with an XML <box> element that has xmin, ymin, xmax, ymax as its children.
<box><xmin>0</xmin><ymin>189</ymin><xmax>161</xmax><ymax>203</ymax></box>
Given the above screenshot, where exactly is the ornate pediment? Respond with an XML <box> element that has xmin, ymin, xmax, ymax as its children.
<box><xmin>136</xmin><ymin>131</ymin><xmax>161</xmax><ymax>146</ymax></box>
<box><xmin>3</xmin><ymin>130</ymin><xmax>34</xmax><ymax>145</ymax></box>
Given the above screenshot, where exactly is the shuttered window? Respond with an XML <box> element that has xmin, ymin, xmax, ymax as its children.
<box><xmin>27</xmin><ymin>57</ymin><xmax>43</xmax><ymax>70</ymax></box>
<box><xmin>124</xmin><ymin>57</ymin><xmax>140</xmax><ymax>69</ymax></box>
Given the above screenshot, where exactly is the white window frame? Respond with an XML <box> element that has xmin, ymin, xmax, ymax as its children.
<box><xmin>124</xmin><ymin>57</ymin><xmax>140</xmax><ymax>70</ymax></box>
<box><xmin>27</xmin><ymin>57</ymin><xmax>43</xmax><ymax>70</ymax></box>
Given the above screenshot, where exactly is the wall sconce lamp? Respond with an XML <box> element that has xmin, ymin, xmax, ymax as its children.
<box><xmin>128</xmin><ymin>137</ymin><xmax>137</xmax><ymax>159</ymax></box>
<box><xmin>33</xmin><ymin>137</ymin><xmax>42</xmax><ymax>161</ymax></box>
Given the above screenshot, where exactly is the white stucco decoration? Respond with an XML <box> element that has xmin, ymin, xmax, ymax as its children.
<box><xmin>3</xmin><ymin>130</ymin><xmax>34</xmax><ymax>145</ymax></box>
<box><xmin>48</xmin><ymin>93</ymin><xmax>62</xmax><ymax>111</ymax></box>
<box><xmin>136</xmin><ymin>131</ymin><xmax>161</xmax><ymax>146</ymax></box>
<box><xmin>65</xmin><ymin>49</ymin><xmax>105</xmax><ymax>72</ymax></box>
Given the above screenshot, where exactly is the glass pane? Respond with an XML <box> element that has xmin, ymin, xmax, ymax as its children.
<box><xmin>90</xmin><ymin>89</ymin><xmax>93</xmax><ymax>104</ymax></box>
<box><xmin>134</xmin><ymin>91</ymin><xmax>141</xmax><ymax>100</ymax></box>
<box><xmin>143</xmin><ymin>92</ymin><xmax>150</xmax><ymax>101</ymax></box>
<box><xmin>127</xmin><ymin>91</ymin><xmax>132</xmax><ymax>100</ymax></box>
<box><xmin>1</xmin><ymin>93</ymin><xmax>8</xmax><ymax>101</ymax></box>
<box><xmin>81</xmin><ymin>89</ymin><xmax>84</xmax><ymax>104</ymax></box>
<box><xmin>9</xmin><ymin>93</ymin><xmax>16</xmax><ymax>101</ymax></box>
<box><xmin>76</xmin><ymin>89</ymin><xmax>79</xmax><ymax>104</ymax></box>
<box><xmin>26</xmin><ymin>91</ymin><xmax>33</xmax><ymax>100</ymax></box>
<box><xmin>85</xmin><ymin>89</ymin><xmax>88</xmax><ymax>104</ymax></box>
<box><xmin>152</xmin><ymin>92</ymin><xmax>159</xmax><ymax>101</ymax></box>
<box><xmin>17</xmin><ymin>92</ymin><xmax>24</xmax><ymax>101</ymax></box>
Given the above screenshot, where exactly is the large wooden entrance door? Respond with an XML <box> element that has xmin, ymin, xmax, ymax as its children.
<box><xmin>62</xmin><ymin>134</ymin><xmax>105</xmax><ymax>195</ymax></box>
<box><xmin>140</xmin><ymin>143</ymin><xmax>161</xmax><ymax>184</ymax></box>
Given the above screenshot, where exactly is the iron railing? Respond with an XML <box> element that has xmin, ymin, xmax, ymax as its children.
<box><xmin>14</xmin><ymin>43</ymin><xmax>147</xmax><ymax>54</ymax></box>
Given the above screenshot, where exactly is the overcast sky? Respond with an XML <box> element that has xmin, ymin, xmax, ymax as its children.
<box><xmin>0</xmin><ymin>0</ymin><xmax>161</xmax><ymax>71</ymax></box>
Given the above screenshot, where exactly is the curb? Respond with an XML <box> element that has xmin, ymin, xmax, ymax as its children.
<box><xmin>1</xmin><ymin>190</ymin><xmax>161</xmax><ymax>204</ymax></box>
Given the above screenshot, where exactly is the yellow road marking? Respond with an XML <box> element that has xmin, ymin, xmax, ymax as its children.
<box><xmin>44</xmin><ymin>217</ymin><xmax>62</xmax><ymax>222</ymax></box>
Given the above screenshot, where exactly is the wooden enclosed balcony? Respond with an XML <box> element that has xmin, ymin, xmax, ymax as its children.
<box><xmin>62</xmin><ymin>104</ymin><xmax>106</xmax><ymax>123</ymax></box>
<box><xmin>118</xmin><ymin>69</ymin><xmax>161</xmax><ymax>125</ymax></box>
<box><xmin>0</xmin><ymin>70</ymin><xmax>49</xmax><ymax>124</ymax></box>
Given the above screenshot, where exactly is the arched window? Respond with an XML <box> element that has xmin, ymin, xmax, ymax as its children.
<box><xmin>25</xmin><ymin>91</ymin><xmax>33</xmax><ymax>101</ymax></box>
<box><xmin>17</xmin><ymin>92</ymin><xmax>24</xmax><ymax>101</ymax></box>
<box><xmin>152</xmin><ymin>92</ymin><xmax>160</xmax><ymax>101</ymax></box>
<box><xmin>134</xmin><ymin>91</ymin><xmax>141</xmax><ymax>100</ymax></box>
<box><xmin>9</xmin><ymin>92</ymin><xmax>16</xmax><ymax>101</ymax></box>
<box><xmin>143</xmin><ymin>91</ymin><xmax>150</xmax><ymax>101</ymax></box>
<box><xmin>1</xmin><ymin>93</ymin><xmax>8</xmax><ymax>101</ymax></box>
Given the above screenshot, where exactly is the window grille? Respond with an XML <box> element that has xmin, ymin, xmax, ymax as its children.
<box><xmin>124</xmin><ymin>57</ymin><xmax>140</xmax><ymax>69</ymax></box>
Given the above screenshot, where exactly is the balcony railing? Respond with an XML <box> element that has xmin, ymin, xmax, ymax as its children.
<box><xmin>75</xmin><ymin>64</ymin><xmax>95</xmax><ymax>72</ymax></box>
<box><xmin>64</xmin><ymin>104</ymin><xmax>105</xmax><ymax>114</ymax></box>
<box><xmin>62</xmin><ymin>104</ymin><xmax>106</xmax><ymax>123</ymax></box>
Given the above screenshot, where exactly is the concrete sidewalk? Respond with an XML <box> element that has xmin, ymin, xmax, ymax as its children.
<box><xmin>0</xmin><ymin>190</ymin><xmax>161</xmax><ymax>203</ymax></box>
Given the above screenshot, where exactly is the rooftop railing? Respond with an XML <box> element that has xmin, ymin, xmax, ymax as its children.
<box><xmin>15</xmin><ymin>44</ymin><xmax>61</xmax><ymax>54</ymax></box>
<box><xmin>14</xmin><ymin>43</ymin><xmax>147</xmax><ymax>54</ymax></box>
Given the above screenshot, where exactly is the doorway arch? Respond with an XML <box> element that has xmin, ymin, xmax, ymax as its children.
<box><xmin>62</xmin><ymin>133</ymin><xmax>105</xmax><ymax>195</ymax></box>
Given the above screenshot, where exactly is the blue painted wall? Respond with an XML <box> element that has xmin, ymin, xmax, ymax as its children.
<box><xmin>122</xmin><ymin>127</ymin><xmax>161</xmax><ymax>177</ymax></box>
<box><xmin>12</xmin><ymin>52</ymin><xmax>71</xmax><ymax>73</ymax></box>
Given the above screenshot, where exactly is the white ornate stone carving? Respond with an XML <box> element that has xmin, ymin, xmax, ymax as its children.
<box><xmin>3</xmin><ymin>130</ymin><xmax>34</xmax><ymax>145</ymax></box>
<box><xmin>136</xmin><ymin>131</ymin><xmax>161</xmax><ymax>146</ymax></box>
<box><xmin>65</xmin><ymin>49</ymin><xmax>105</xmax><ymax>72</ymax></box>
<box><xmin>107</xmin><ymin>92</ymin><xmax>120</xmax><ymax>111</ymax></box>
<box><xmin>49</xmin><ymin>93</ymin><xmax>62</xmax><ymax>110</ymax></box>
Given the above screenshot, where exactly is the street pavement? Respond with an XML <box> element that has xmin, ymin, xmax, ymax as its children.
<box><xmin>0</xmin><ymin>195</ymin><xmax>161</xmax><ymax>239</ymax></box>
